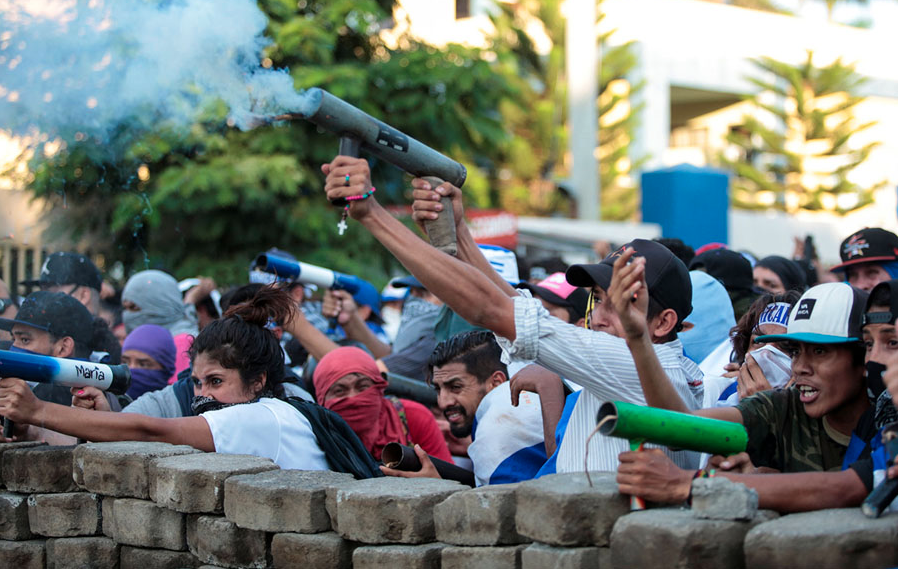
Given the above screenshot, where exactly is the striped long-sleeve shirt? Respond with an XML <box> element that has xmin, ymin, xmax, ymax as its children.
<box><xmin>494</xmin><ymin>293</ymin><xmax>705</xmax><ymax>473</ymax></box>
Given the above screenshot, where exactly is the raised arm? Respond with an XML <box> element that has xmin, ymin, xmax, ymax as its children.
<box><xmin>324</xmin><ymin>157</ymin><xmax>517</xmax><ymax>341</ymax></box>
<box><xmin>0</xmin><ymin>377</ymin><xmax>214</xmax><ymax>450</ymax></box>
<box><xmin>617</xmin><ymin>448</ymin><xmax>868</xmax><ymax>513</ymax></box>
<box><xmin>283</xmin><ymin>306</ymin><xmax>341</xmax><ymax>362</ymax></box>
<box><xmin>608</xmin><ymin>248</ymin><xmax>741</xmax><ymax>423</ymax></box>
<box><xmin>411</xmin><ymin>180</ymin><xmax>518</xmax><ymax>297</ymax></box>
<box><xmin>321</xmin><ymin>290</ymin><xmax>392</xmax><ymax>359</ymax></box>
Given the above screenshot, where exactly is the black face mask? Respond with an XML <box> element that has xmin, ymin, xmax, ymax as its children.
<box><xmin>190</xmin><ymin>395</ymin><xmax>236</xmax><ymax>416</ymax></box>
<box><xmin>189</xmin><ymin>389</ymin><xmax>273</xmax><ymax>416</ymax></box>
<box><xmin>866</xmin><ymin>361</ymin><xmax>888</xmax><ymax>399</ymax></box>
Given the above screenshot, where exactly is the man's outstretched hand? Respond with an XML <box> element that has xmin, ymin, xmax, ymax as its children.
<box><xmin>608</xmin><ymin>248</ymin><xmax>650</xmax><ymax>341</ymax></box>
<box><xmin>379</xmin><ymin>444</ymin><xmax>442</xmax><ymax>479</ymax></box>
<box><xmin>322</xmin><ymin>156</ymin><xmax>377</xmax><ymax>220</ymax></box>
<box><xmin>410</xmin><ymin>179</ymin><xmax>465</xmax><ymax>236</ymax></box>
<box><xmin>617</xmin><ymin>448</ymin><xmax>693</xmax><ymax>504</ymax></box>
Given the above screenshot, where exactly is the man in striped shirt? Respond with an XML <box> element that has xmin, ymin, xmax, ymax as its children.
<box><xmin>322</xmin><ymin>156</ymin><xmax>704</xmax><ymax>472</ymax></box>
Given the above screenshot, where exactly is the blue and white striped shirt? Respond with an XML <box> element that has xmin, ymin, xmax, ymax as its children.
<box><xmin>495</xmin><ymin>293</ymin><xmax>705</xmax><ymax>473</ymax></box>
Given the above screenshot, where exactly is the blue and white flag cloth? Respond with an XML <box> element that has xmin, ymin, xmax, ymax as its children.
<box><xmin>468</xmin><ymin>381</ymin><xmax>547</xmax><ymax>486</ymax></box>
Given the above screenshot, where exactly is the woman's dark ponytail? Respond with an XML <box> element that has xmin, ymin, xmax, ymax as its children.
<box><xmin>190</xmin><ymin>285</ymin><xmax>293</xmax><ymax>398</ymax></box>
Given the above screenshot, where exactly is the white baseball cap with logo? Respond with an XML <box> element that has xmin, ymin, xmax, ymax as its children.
<box><xmin>478</xmin><ymin>244</ymin><xmax>520</xmax><ymax>285</ymax></box>
<box><xmin>756</xmin><ymin>282</ymin><xmax>867</xmax><ymax>344</ymax></box>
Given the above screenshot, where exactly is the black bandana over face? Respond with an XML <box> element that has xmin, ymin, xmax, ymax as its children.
<box><xmin>189</xmin><ymin>389</ymin><xmax>272</xmax><ymax>416</ymax></box>
<box><xmin>867</xmin><ymin>361</ymin><xmax>887</xmax><ymax>400</ymax></box>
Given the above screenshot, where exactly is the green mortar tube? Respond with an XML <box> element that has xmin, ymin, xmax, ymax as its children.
<box><xmin>597</xmin><ymin>400</ymin><xmax>748</xmax><ymax>456</ymax></box>
<box><xmin>598</xmin><ymin>401</ymin><xmax>748</xmax><ymax>510</ymax></box>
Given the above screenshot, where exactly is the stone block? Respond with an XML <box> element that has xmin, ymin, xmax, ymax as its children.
<box><xmin>441</xmin><ymin>545</ymin><xmax>528</xmax><ymax>569</ymax></box>
<box><xmin>187</xmin><ymin>514</ymin><xmax>268</xmax><ymax>569</ymax></box>
<box><xmin>691</xmin><ymin>477</ymin><xmax>759</xmax><ymax>521</ymax></box>
<box><xmin>0</xmin><ymin>441</ymin><xmax>45</xmax><ymax>488</ymax></box>
<box><xmin>353</xmin><ymin>543</ymin><xmax>447</xmax><ymax>569</ymax></box>
<box><xmin>224</xmin><ymin>469</ymin><xmax>353</xmax><ymax>533</ymax></box>
<box><xmin>515</xmin><ymin>472</ymin><xmax>628</xmax><ymax>547</ymax></box>
<box><xmin>434</xmin><ymin>483</ymin><xmax>526</xmax><ymax>546</ymax></box>
<box><xmin>28</xmin><ymin>492</ymin><xmax>101</xmax><ymax>537</ymax></box>
<box><xmin>0</xmin><ymin>539</ymin><xmax>45</xmax><ymax>569</ymax></box>
<box><xmin>2</xmin><ymin>445</ymin><xmax>77</xmax><ymax>493</ymax></box>
<box><xmin>120</xmin><ymin>545</ymin><xmax>200</xmax><ymax>569</ymax></box>
<box><xmin>325</xmin><ymin>479</ymin><xmax>363</xmax><ymax>533</ymax></box>
<box><xmin>271</xmin><ymin>531</ymin><xmax>354</xmax><ymax>569</ymax></box>
<box><xmin>101</xmin><ymin>497</ymin><xmax>115</xmax><ymax>538</ymax></box>
<box><xmin>73</xmin><ymin>441</ymin><xmax>199</xmax><ymax>498</ymax></box>
<box><xmin>334</xmin><ymin>477</ymin><xmax>463</xmax><ymax>544</ymax></box>
<box><xmin>0</xmin><ymin>491</ymin><xmax>33</xmax><ymax>540</ymax></box>
<box><xmin>521</xmin><ymin>543</ymin><xmax>606</xmax><ymax>569</ymax></box>
<box><xmin>46</xmin><ymin>537</ymin><xmax>119</xmax><ymax>569</ymax></box>
<box><xmin>744</xmin><ymin>508</ymin><xmax>898</xmax><ymax>569</ymax></box>
<box><xmin>113</xmin><ymin>498</ymin><xmax>186</xmax><ymax>550</ymax></box>
<box><xmin>611</xmin><ymin>508</ymin><xmax>756</xmax><ymax>569</ymax></box>
<box><xmin>150</xmin><ymin>453</ymin><xmax>278</xmax><ymax>513</ymax></box>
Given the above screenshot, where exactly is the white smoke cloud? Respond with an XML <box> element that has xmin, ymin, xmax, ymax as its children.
<box><xmin>0</xmin><ymin>0</ymin><xmax>315</xmax><ymax>141</ymax></box>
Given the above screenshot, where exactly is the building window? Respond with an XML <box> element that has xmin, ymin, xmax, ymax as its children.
<box><xmin>456</xmin><ymin>0</ymin><xmax>470</xmax><ymax>19</ymax></box>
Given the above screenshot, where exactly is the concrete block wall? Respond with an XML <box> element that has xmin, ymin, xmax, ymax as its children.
<box><xmin>0</xmin><ymin>441</ymin><xmax>897</xmax><ymax>568</ymax></box>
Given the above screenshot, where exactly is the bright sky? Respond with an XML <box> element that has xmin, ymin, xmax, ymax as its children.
<box><xmin>780</xmin><ymin>0</ymin><xmax>898</xmax><ymax>28</ymax></box>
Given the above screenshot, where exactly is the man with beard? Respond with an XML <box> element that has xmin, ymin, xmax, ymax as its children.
<box><xmin>381</xmin><ymin>330</ymin><xmax>547</xmax><ymax>486</ymax></box>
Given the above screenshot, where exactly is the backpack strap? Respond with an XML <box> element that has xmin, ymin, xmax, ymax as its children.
<box><xmin>285</xmin><ymin>397</ymin><xmax>383</xmax><ymax>479</ymax></box>
<box><xmin>385</xmin><ymin>395</ymin><xmax>412</xmax><ymax>446</ymax></box>
<box><xmin>172</xmin><ymin>368</ymin><xmax>195</xmax><ymax>417</ymax></box>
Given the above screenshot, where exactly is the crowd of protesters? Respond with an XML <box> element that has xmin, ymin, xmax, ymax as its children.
<box><xmin>1</xmin><ymin>155</ymin><xmax>897</xmax><ymax>517</ymax></box>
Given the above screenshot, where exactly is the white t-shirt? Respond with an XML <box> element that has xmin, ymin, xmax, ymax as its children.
<box><xmin>201</xmin><ymin>397</ymin><xmax>330</xmax><ymax>471</ymax></box>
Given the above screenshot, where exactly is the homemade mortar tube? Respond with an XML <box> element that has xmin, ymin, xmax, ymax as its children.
<box><xmin>384</xmin><ymin>372</ymin><xmax>438</xmax><ymax>407</ymax></box>
<box><xmin>381</xmin><ymin>442</ymin><xmax>475</xmax><ymax>487</ymax></box>
<box><xmin>597</xmin><ymin>401</ymin><xmax>748</xmax><ymax>510</ymax></box>
<box><xmin>0</xmin><ymin>349</ymin><xmax>131</xmax><ymax>394</ymax></box>
<box><xmin>597</xmin><ymin>401</ymin><xmax>748</xmax><ymax>456</ymax></box>
<box><xmin>301</xmin><ymin>88</ymin><xmax>464</xmax><ymax>256</ymax></box>
<box><xmin>253</xmin><ymin>253</ymin><xmax>362</xmax><ymax>294</ymax></box>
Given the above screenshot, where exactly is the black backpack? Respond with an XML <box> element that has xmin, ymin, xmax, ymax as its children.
<box><xmin>285</xmin><ymin>397</ymin><xmax>383</xmax><ymax>480</ymax></box>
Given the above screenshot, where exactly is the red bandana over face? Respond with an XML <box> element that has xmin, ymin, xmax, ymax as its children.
<box><xmin>313</xmin><ymin>347</ymin><xmax>407</xmax><ymax>459</ymax></box>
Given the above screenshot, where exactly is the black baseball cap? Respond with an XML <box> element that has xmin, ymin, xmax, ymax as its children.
<box><xmin>831</xmin><ymin>228</ymin><xmax>898</xmax><ymax>273</ymax></box>
<box><xmin>864</xmin><ymin>279</ymin><xmax>898</xmax><ymax>327</ymax></box>
<box><xmin>392</xmin><ymin>275</ymin><xmax>426</xmax><ymax>289</ymax></box>
<box><xmin>20</xmin><ymin>252</ymin><xmax>103</xmax><ymax>291</ymax></box>
<box><xmin>688</xmin><ymin>248</ymin><xmax>754</xmax><ymax>292</ymax></box>
<box><xmin>566</xmin><ymin>239</ymin><xmax>693</xmax><ymax>323</ymax></box>
<box><xmin>0</xmin><ymin>291</ymin><xmax>93</xmax><ymax>346</ymax></box>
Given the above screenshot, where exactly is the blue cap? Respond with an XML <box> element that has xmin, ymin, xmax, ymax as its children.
<box><xmin>392</xmin><ymin>275</ymin><xmax>425</xmax><ymax>289</ymax></box>
<box><xmin>382</xmin><ymin>279</ymin><xmax>409</xmax><ymax>302</ymax></box>
<box><xmin>352</xmin><ymin>280</ymin><xmax>382</xmax><ymax>319</ymax></box>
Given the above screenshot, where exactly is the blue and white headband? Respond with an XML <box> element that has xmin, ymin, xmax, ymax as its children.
<box><xmin>758</xmin><ymin>302</ymin><xmax>792</xmax><ymax>328</ymax></box>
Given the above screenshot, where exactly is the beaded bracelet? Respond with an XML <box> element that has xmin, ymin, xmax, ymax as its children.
<box><xmin>345</xmin><ymin>186</ymin><xmax>376</xmax><ymax>201</ymax></box>
<box><xmin>337</xmin><ymin>187</ymin><xmax>376</xmax><ymax>235</ymax></box>
<box><xmin>686</xmin><ymin>467</ymin><xmax>716</xmax><ymax>506</ymax></box>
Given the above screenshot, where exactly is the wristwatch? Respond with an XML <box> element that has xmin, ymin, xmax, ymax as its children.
<box><xmin>0</xmin><ymin>298</ymin><xmax>15</xmax><ymax>313</ymax></box>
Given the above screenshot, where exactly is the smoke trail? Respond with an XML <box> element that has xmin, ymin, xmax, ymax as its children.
<box><xmin>0</xmin><ymin>0</ymin><xmax>315</xmax><ymax>143</ymax></box>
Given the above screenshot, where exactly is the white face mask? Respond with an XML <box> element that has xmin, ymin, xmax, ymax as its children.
<box><xmin>749</xmin><ymin>344</ymin><xmax>793</xmax><ymax>389</ymax></box>
<box><xmin>381</xmin><ymin>306</ymin><xmax>402</xmax><ymax>343</ymax></box>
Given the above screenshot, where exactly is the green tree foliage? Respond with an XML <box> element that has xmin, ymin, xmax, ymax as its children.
<box><xmin>597</xmin><ymin>15</ymin><xmax>646</xmax><ymax>221</ymax></box>
<box><xmin>485</xmin><ymin>0</ymin><xmax>644</xmax><ymax>221</ymax></box>
<box><xmin>720</xmin><ymin>52</ymin><xmax>881</xmax><ymax>215</ymax></box>
<box><xmin>23</xmin><ymin>0</ymin><xmax>519</xmax><ymax>285</ymax></box>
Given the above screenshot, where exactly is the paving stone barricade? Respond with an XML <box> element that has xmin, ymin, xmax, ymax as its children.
<box><xmin>0</xmin><ymin>441</ymin><xmax>897</xmax><ymax>568</ymax></box>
